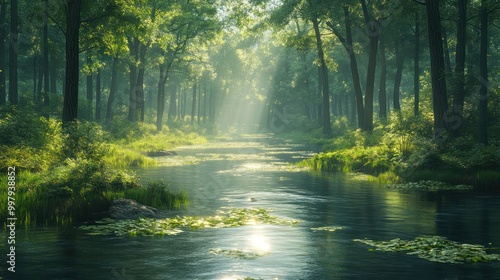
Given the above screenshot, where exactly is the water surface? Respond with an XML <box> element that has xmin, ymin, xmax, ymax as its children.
<box><xmin>4</xmin><ymin>135</ymin><xmax>500</xmax><ymax>279</ymax></box>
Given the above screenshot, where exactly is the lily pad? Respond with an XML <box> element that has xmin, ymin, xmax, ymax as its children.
<box><xmin>311</xmin><ymin>226</ymin><xmax>344</xmax><ymax>232</ymax></box>
<box><xmin>387</xmin><ymin>180</ymin><xmax>473</xmax><ymax>191</ymax></box>
<box><xmin>209</xmin><ymin>248</ymin><xmax>269</xmax><ymax>260</ymax></box>
<box><xmin>354</xmin><ymin>235</ymin><xmax>500</xmax><ymax>263</ymax></box>
<box><xmin>80</xmin><ymin>208</ymin><xmax>300</xmax><ymax>237</ymax></box>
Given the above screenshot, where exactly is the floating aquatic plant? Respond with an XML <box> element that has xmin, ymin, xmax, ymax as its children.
<box><xmin>354</xmin><ymin>235</ymin><xmax>500</xmax><ymax>264</ymax></box>
<box><xmin>80</xmin><ymin>208</ymin><xmax>299</xmax><ymax>237</ymax></box>
<box><xmin>387</xmin><ymin>180</ymin><xmax>473</xmax><ymax>191</ymax></box>
<box><xmin>311</xmin><ymin>226</ymin><xmax>344</xmax><ymax>232</ymax></box>
<box><xmin>209</xmin><ymin>248</ymin><xmax>269</xmax><ymax>260</ymax></box>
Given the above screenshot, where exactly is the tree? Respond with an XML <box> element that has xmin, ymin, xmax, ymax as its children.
<box><xmin>478</xmin><ymin>0</ymin><xmax>488</xmax><ymax>145</ymax></box>
<box><xmin>424</xmin><ymin>0</ymin><xmax>449</xmax><ymax>138</ymax></box>
<box><xmin>311</xmin><ymin>13</ymin><xmax>331</xmax><ymax>136</ymax></box>
<box><xmin>62</xmin><ymin>0</ymin><xmax>82</xmax><ymax>126</ymax></box>
<box><xmin>451</xmin><ymin>0</ymin><xmax>466</xmax><ymax>136</ymax></box>
<box><xmin>0</xmin><ymin>0</ymin><xmax>6</xmax><ymax>106</ymax></box>
<box><xmin>9</xmin><ymin>0</ymin><xmax>18</xmax><ymax>105</ymax></box>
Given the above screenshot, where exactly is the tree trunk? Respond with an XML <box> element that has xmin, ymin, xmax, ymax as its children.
<box><xmin>86</xmin><ymin>56</ymin><xmax>93</xmax><ymax>102</ymax></box>
<box><xmin>37</xmin><ymin>55</ymin><xmax>43</xmax><ymax>107</ymax></box>
<box><xmin>105</xmin><ymin>57</ymin><xmax>118</xmax><ymax>125</ymax></box>
<box><xmin>442</xmin><ymin>27</ymin><xmax>452</xmax><ymax>74</ymax></box>
<box><xmin>478</xmin><ymin>0</ymin><xmax>488</xmax><ymax>145</ymax></box>
<box><xmin>361</xmin><ymin>0</ymin><xmax>378</xmax><ymax>131</ymax></box>
<box><xmin>0</xmin><ymin>0</ymin><xmax>6</xmax><ymax>106</ymax></box>
<box><xmin>168</xmin><ymin>82</ymin><xmax>177</xmax><ymax>121</ymax></box>
<box><xmin>8</xmin><ymin>0</ymin><xmax>18</xmax><ymax>105</ymax></box>
<box><xmin>425</xmin><ymin>0</ymin><xmax>449</xmax><ymax>138</ymax></box>
<box><xmin>393</xmin><ymin>39</ymin><xmax>404</xmax><ymax>112</ymax></box>
<box><xmin>62</xmin><ymin>0</ymin><xmax>81</xmax><ymax>126</ymax></box>
<box><xmin>127</xmin><ymin>37</ymin><xmax>139</xmax><ymax>122</ymax></box>
<box><xmin>332</xmin><ymin>6</ymin><xmax>365</xmax><ymax>129</ymax></box>
<box><xmin>50</xmin><ymin>52</ymin><xmax>57</xmax><ymax>95</ymax></box>
<box><xmin>312</xmin><ymin>15</ymin><xmax>331</xmax><ymax>136</ymax></box>
<box><xmin>137</xmin><ymin>43</ymin><xmax>147</xmax><ymax>122</ymax></box>
<box><xmin>156</xmin><ymin>64</ymin><xmax>166</xmax><ymax>131</ymax></box>
<box><xmin>414</xmin><ymin>12</ymin><xmax>420</xmax><ymax>116</ymax></box>
<box><xmin>452</xmin><ymin>0</ymin><xmax>466</xmax><ymax>136</ymax></box>
<box><xmin>42</xmin><ymin>0</ymin><xmax>49</xmax><ymax>118</ymax></box>
<box><xmin>95</xmin><ymin>68</ymin><xmax>101</xmax><ymax>121</ymax></box>
<box><xmin>191</xmin><ymin>82</ymin><xmax>197</xmax><ymax>124</ymax></box>
<box><xmin>203</xmin><ymin>76</ymin><xmax>207</xmax><ymax>123</ymax></box>
<box><xmin>378</xmin><ymin>34</ymin><xmax>387</xmax><ymax>119</ymax></box>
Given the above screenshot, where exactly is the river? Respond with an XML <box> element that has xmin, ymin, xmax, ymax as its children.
<box><xmin>4</xmin><ymin>134</ymin><xmax>500</xmax><ymax>279</ymax></box>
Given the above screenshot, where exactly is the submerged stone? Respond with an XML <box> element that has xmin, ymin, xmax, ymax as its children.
<box><xmin>109</xmin><ymin>198</ymin><xmax>159</xmax><ymax>219</ymax></box>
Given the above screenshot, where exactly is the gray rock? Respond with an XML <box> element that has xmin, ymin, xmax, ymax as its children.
<box><xmin>109</xmin><ymin>198</ymin><xmax>159</xmax><ymax>219</ymax></box>
<box><xmin>146</xmin><ymin>150</ymin><xmax>178</xmax><ymax>157</ymax></box>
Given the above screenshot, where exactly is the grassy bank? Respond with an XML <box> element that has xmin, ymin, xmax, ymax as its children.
<box><xmin>0</xmin><ymin>109</ymin><xmax>205</xmax><ymax>227</ymax></box>
<box><xmin>296</xmin><ymin>115</ymin><xmax>500</xmax><ymax>189</ymax></box>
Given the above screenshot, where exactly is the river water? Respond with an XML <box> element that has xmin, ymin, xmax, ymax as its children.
<box><xmin>4</xmin><ymin>134</ymin><xmax>500</xmax><ymax>279</ymax></box>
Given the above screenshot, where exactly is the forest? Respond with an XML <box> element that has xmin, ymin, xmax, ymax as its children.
<box><xmin>0</xmin><ymin>0</ymin><xmax>500</xmax><ymax>279</ymax></box>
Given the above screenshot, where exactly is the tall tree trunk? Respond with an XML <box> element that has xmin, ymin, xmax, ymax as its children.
<box><xmin>95</xmin><ymin>68</ymin><xmax>101</xmax><ymax>121</ymax></box>
<box><xmin>168</xmin><ymin>82</ymin><xmax>177</xmax><ymax>121</ymax></box>
<box><xmin>137</xmin><ymin>42</ymin><xmax>147</xmax><ymax>122</ymax></box>
<box><xmin>393</xmin><ymin>39</ymin><xmax>404</xmax><ymax>112</ymax></box>
<box><xmin>8</xmin><ymin>0</ymin><xmax>18</xmax><ymax>105</ymax></box>
<box><xmin>105</xmin><ymin>57</ymin><xmax>118</xmax><ymax>125</ymax></box>
<box><xmin>86</xmin><ymin>56</ymin><xmax>93</xmax><ymax>102</ymax></box>
<box><xmin>452</xmin><ymin>0</ymin><xmax>466</xmax><ymax>136</ymax></box>
<box><xmin>156</xmin><ymin>64</ymin><xmax>167</xmax><ymax>131</ymax></box>
<box><xmin>62</xmin><ymin>0</ymin><xmax>81</xmax><ymax>126</ymax></box>
<box><xmin>312</xmin><ymin>15</ymin><xmax>331</xmax><ymax>136</ymax></box>
<box><xmin>42</xmin><ymin>0</ymin><xmax>49</xmax><ymax>118</ymax></box>
<box><xmin>425</xmin><ymin>0</ymin><xmax>449</xmax><ymax>138</ymax></box>
<box><xmin>0</xmin><ymin>0</ymin><xmax>6</xmax><ymax>106</ymax></box>
<box><xmin>203</xmin><ymin>76</ymin><xmax>207</xmax><ymax>123</ymax></box>
<box><xmin>478</xmin><ymin>0</ymin><xmax>488</xmax><ymax>145</ymax></box>
<box><xmin>50</xmin><ymin>52</ymin><xmax>57</xmax><ymax>95</ymax></box>
<box><xmin>442</xmin><ymin>27</ymin><xmax>452</xmax><ymax>74</ymax></box>
<box><xmin>37</xmin><ymin>55</ymin><xmax>43</xmax><ymax>107</ymax></box>
<box><xmin>33</xmin><ymin>56</ymin><xmax>37</xmax><ymax>99</ymax></box>
<box><xmin>191</xmin><ymin>82</ymin><xmax>197</xmax><ymax>124</ymax></box>
<box><xmin>127</xmin><ymin>37</ymin><xmax>139</xmax><ymax>122</ymax></box>
<box><xmin>361</xmin><ymin>0</ymin><xmax>378</xmax><ymax>131</ymax></box>
<box><xmin>198</xmin><ymin>80</ymin><xmax>202</xmax><ymax>124</ymax></box>
<box><xmin>414</xmin><ymin>12</ymin><xmax>420</xmax><ymax>116</ymax></box>
<box><xmin>329</xmin><ymin>6</ymin><xmax>365</xmax><ymax>128</ymax></box>
<box><xmin>378</xmin><ymin>34</ymin><xmax>387</xmax><ymax>119</ymax></box>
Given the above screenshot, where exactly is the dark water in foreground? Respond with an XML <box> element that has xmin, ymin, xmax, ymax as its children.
<box><xmin>3</xmin><ymin>135</ymin><xmax>500</xmax><ymax>279</ymax></box>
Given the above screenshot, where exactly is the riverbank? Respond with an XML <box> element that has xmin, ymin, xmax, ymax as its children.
<box><xmin>0</xmin><ymin>109</ymin><xmax>207</xmax><ymax>227</ymax></box>
<box><xmin>281</xmin><ymin>117</ymin><xmax>500</xmax><ymax>190</ymax></box>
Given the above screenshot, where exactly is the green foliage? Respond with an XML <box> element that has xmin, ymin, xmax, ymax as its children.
<box><xmin>355</xmin><ymin>236</ymin><xmax>500</xmax><ymax>264</ymax></box>
<box><xmin>0</xmin><ymin>109</ymin><xmax>53</xmax><ymax>148</ymax></box>
<box><xmin>0</xmin><ymin>161</ymin><xmax>187</xmax><ymax>226</ymax></box>
<box><xmin>62</xmin><ymin>121</ymin><xmax>109</xmax><ymax>161</ymax></box>
<box><xmin>305</xmin><ymin>144</ymin><xmax>395</xmax><ymax>175</ymax></box>
<box><xmin>123</xmin><ymin>180</ymin><xmax>188</xmax><ymax>209</ymax></box>
<box><xmin>0</xmin><ymin>108</ymin><xmax>62</xmax><ymax>171</ymax></box>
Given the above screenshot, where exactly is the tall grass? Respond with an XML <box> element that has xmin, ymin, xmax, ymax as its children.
<box><xmin>0</xmin><ymin>170</ymin><xmax>188</xmax><ymax>227</ymax></box>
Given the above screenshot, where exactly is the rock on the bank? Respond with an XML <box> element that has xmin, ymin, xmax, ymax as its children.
<box><xmin>109</xmin><ymin>198</ymin><xmax>159</xmax><ymax>219</ymax></box>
